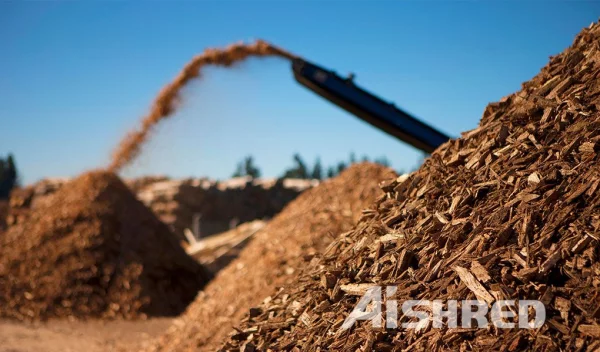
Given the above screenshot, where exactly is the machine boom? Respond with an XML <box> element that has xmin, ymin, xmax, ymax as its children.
<box><xmin>292</xmin><ymin>58</ymin><xmax>450</xmax><ymax>153</ymax></box>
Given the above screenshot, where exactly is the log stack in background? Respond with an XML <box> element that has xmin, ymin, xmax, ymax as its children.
<box><xmin>220</xmin><ymin>22</ymin><xmax>600</xmax><ymax>351</ymax></box>
<box><xmin>135</xmin><ymin>177</ymin><xmax>317</xmax><ymax>241</ymax></box>
<box><xmin>186</xmin><ymin>219</ymin><xmax>267</xmax><ymax>274</ymax></box>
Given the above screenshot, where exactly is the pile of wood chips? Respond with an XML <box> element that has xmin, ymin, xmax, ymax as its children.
<box><xmin>144</xmin><ymin>163</ymin><xmax>396</xmax><ymax>352</ymax></box>
<box><xmin>220</xmin><ymin>23</ymin><xmax>600</xmax><ymax>351</ymax></box>
<box><xmin>4</xmin><ymin>177</ymin><xmax>67</xmax><ymax>228</ymax></box>
<box><xmin>0</xmin><ymin>171</ymin><xmax>211</xmax><ymax>321</ymax></box>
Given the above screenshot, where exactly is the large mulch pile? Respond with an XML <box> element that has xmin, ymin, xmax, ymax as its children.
<box><xmin>0</xmin><ymin>171</ymin><xmax>212</xmax><ymax>321</ymax></box>
<box><xmin>220</xmin><ymin>23</ymin><xmax>600</xmax><ymax>351</ymax></box>
<box><xmin>144</xmin><ymin>163</ymin><xmax>396</xmax><ymax>352</ymax></box>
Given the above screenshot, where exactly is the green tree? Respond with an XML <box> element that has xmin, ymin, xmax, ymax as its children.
<box><xmin>283</xmin><ymin>153</ymin><xmax>309</xmax><ymax>179</ymax></box>
<box><xmin>0</xmin><ymin>154</ymin><xmax>18</xmax><ymax>199</ymax></box>
<box><xmin>243</xmin><ymin>156</ymin><xmax>261</xmax><ymax>179</ymax></box>
<box><xmin>336</xmin><ymin>161</ymin><xmax>347</xmax><ymax>174</ymax></box>
<box><xmin>232</xmin><ymin>161</ymin><xmax>244</xmax><ymax>177</ymax></box>
<box><xmin>349</xmin><ymin>152</ymin><xmax>357</xmax><ymax>165</ymax></box>
<box><xmin>326</xmin><ymin>166</ymin><xmax>336</xmax><ymax>179</ymax></box>
<box><xmin>231</xmin><ymin>155</ymin><xmax>261</xmax><ymax>179</ymax></box>
<box><xmin>311</xmin><ymin>157</ymin><xmax>323</xmax><ymax>180</ymax></box>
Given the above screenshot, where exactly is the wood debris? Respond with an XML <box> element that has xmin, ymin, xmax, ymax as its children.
<box><xmin>186</xmin><ymin>220</ymin><xmax>266</xmax><ymax>274</ymax></box>
<box><xmin>219</xmin><ymin>22</ymin><xmax>600</xmax><ymax>352</ymax></box>
<box><xmin>145</xmin><ymin>163</ymin><xmax>396</xmax><ymax>351</ymax></box>
<box><xmin>0</xmin><ymin>171</ymin><xmax>212</xmax><ymax>321</ymax></box>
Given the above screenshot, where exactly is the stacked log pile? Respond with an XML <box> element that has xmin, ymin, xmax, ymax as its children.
<box><xmin>220</xmin><ymin>23</ymin><xmax>600</xmax><ymax>351</ymax></box>
<box><xmin>135</xmin><ymin>177</ymin><xmax>316</xmax><ymax>240</ymax></box>
<box><xmin>125</xmin><ymin>175</ymin><xmax>170</xmax><ymax>193</ymax></box>
<box><xmin>144</xmin><ymin>163</ymin><xmax>396</xmax><ymax>352</ymax></box>
<box><xmin>187</xmin><ymin>220</ymin><xmax>267</xmax><ymax>274</ymax></box>
<box><xmin>0</xmin><ymin>171</ymin><xmax>211</xmax><ymax>321</ymax></box>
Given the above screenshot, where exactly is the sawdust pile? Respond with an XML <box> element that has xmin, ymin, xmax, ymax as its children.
<box><xmin>0</xmin><ymin>171</ymin><xmax>212</xmax><ymax>321</ymax></box>
<box><xmin>220</xmin><ymin>23</ymin><xmax>600</xmax><ymax>351</ymax></box>
<box><xmin>108</xmin><ymin>40</ymin><xmax>295</xmax><ymax>172</ymax></box>
<box><xmin>144</xmin><ymin>163</ymin><xmax>396</xmax><ymax>352</ymax></box>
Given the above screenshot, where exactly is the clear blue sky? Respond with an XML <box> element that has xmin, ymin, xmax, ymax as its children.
<box><xmin>1</xmin><ymin>1</ymin><xmax>598</xmax><ymax>184</ymax></box>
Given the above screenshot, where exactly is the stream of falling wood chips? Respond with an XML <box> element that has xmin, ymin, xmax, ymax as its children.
<box><xmin>107</xmin><ymin>40</ymin><xmax>296</xmax><ymax>172</ymax></box>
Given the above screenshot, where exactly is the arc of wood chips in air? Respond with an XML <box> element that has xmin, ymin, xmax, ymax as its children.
<box><xmin>108</xmin><ymin>40</ymin><xmax>296</xmax><ymax>172</ymax></box>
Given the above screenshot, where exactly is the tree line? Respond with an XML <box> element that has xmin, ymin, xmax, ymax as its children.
<box><xmin>0</xmin><ymin>154</ymin><xmax>19</xmax><ymax>199</ymax></box>
<box><xmin>232</xmin><ymin>152</ymin><xmax>392</xmax><ymax>180</ymax></box>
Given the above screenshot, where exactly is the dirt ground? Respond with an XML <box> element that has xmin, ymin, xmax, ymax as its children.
<box><xmin>0</xmin><ymin>318</ymin><xmax>172</xmax><ymax>352</ymax></box>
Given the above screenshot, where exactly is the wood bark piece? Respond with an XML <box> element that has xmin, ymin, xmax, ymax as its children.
<box><xmin>453</xmin><ymin>266</ymin><xmax>495</xmax><ymax>304</ymax></box>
